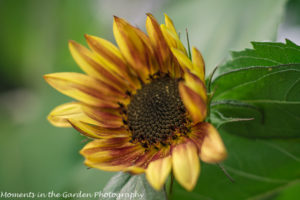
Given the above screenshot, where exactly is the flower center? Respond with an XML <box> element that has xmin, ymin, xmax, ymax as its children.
<box><xmin>127</xmin><ymin>76</ymin><xmax>189</xmax><ymax>148</ymax></box>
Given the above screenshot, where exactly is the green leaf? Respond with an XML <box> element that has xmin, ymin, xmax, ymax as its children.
<box><xmin>102</xmin><ymin>173</ymin><xmax>166</xmax><ymax>200</ymax></box>
<box><xmin>211</xmin><ymin>40</ymin><xmax>300</xmax><ymax>138</ymax></box>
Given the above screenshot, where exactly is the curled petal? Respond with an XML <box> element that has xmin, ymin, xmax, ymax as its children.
<box><xmin>81</xmin><ymin>138</ymin><xmax>144</xmax><ymax>171</ymax></box>
<box><xmin>192</xmin><ymin>47</ymin><xmax>205</xmax><ymax>82</ymax></box>
<box><xmin>146</xmin><ymin>156</ymin><xmax>172</xmax><ymax>190</ymax></box>
<box><xmin>179</xmin><ymin>82</ymin><xmax>207</xmax><ymax>123</ymax></box>
<box><xmin>44</xmin><ymin>72</ymin><xmax>125</xmax><ymax>107</ymax></box>
<box><xmin>199</xmin><ymin>123</ymin><xmax>227</xmax><ymax>163</ymax></box>
<box><xmin>69</xmin><ymin>119</ymin><xmax>129</xmax><ymax>139</ymax></box>
<box><xmin>113</xmin><ymin>16</ymin><xmax>152</xmax><ymax>82</ymax></box>
<box><xmin>172</xmin><ymin>140</ymin><xmax>200</xmax><ymax>191</ymax></box>
<box><xmin>47</xmin><ymin>102</ymin><xmax>99</xmax><ymax>127</ymax></box>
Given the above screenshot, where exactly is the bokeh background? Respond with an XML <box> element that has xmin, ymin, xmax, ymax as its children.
<box><xmin>0</xmin><ymin>0</ymin><xmax>300</xmax><ymax>199</ymax></box>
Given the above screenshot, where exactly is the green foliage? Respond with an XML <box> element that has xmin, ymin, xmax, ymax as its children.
<box><xmin>211</xmin><ymin>40</ymin><xmax>300</xmax><ymax>138</ymax></box>
<box><xmin>172</xmin><ymin>41</ymin><xmax>300</xmax><ymax>199</ymax></box>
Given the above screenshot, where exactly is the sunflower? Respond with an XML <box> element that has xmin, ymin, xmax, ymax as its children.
<box><xmin>44</xmin><ymin>13</ymin><xmax>227</xmax><ymax>191</ymax></box>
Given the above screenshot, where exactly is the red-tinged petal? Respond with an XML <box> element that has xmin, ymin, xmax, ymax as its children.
<box><xmin>81</xmin><ymin>138</ymin><xmax>145</xmax><ymax>171</ymax></box>
<box><xmin>84</xmin><ymin>35</ymin><xmax>140</xmax><ymax>90</ymax></box>
<box><xmin>44</xmin><ymin>72</ymin><xmax>126</xmax><ymax>107</ymax></box>
<box><xmin>133</xmin><ymin>27</ymin><xmax>159</xmax><ymax>76</ymax></box>
<box><xmin>132</xmin><ymin>149</ymin><xmax>158</xmax><ymax>169</ymax></box>
<box><xmin>69</xmin><ymin>40</ymin><xmax>132</xmax><ymax>92</ymax></box>
<box><xmin>113</xmin><ymin>16</ymin><xmax>151</xmax><ymax>83</ymax></box>
<box><xmin>189</xmin><ymin>122</ymin><xmax>206</xmax><ymax>151</ymax></box>
<box><xmin>146</xmin><ymin>156</ymin><xmax>172</xmax><ymax>190</ymax></box>
<box><xmin>179</xmin><ymin>82</ymin><xmax>207</xmax><ymax>124</ymax></box>
<box><xmin>69</xmin><ymin>119</ymin><xmax>129</xmax><ymax>139</ymax></box>
<box><xmin>47</xmin><ymin>102</ymin><xmax>99</xmax><ymax>127</ymax></box>
<box><xmin>199</xmin><ymin>123</ymin><xmax>227</xmax><ymax>163</ymax></box>
<box><xmin>192</xmin><ymin>47</ymin><xmax>205</xmax><ymax>82</ymax></box>
<box><xmin>184</xmin><ymin>69</ymin><xmax>207</xmax><ymax>102</ymax></box>
<box><xmin>172</xmin><ymin>140</ymin><xmax>200</xmax><ymax>191</ymax></box>
<box><xmin>146</xmin><ymin>13</ymin><xmax>170</xmax><ymax>74</ymax></box>
<box><xmin>161</xmin><ymin>24</ymin><xmax>187</xmax><ymax>55</ymax></box>
<box><xmin>82</xmin><ymin>106</ymin><xmax>124</xmax><ymax>128</ymax></box>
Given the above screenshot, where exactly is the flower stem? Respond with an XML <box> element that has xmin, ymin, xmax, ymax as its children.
<box><xmin>168</xmin><ymin>172</ymin><xmax>174</xmax><ymax>199</ymax></box>
<box><xmin>164</xmin><ymin>184</ymin><xmax>168</xmax><ymax>200</ymax></box>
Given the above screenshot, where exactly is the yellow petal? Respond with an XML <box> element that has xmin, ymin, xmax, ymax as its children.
<box><xmin>161</xmin><ymin>24</ymin><xmax>187</xmax><ymax>55</ymax></box>
<box><xmin>68</xmin><ymin>119</ymin><xmax>129</xmax><ymax>139</ymax></box>
<box><xmin>82</xmin><ymin>106</ymin><xmax>124</xmax><ymax>128</ymax></box>
<box><xmin>113</xmin><ymin>16</ymin><xmax>151</xmax><ymax>82</ymax></box>
<box><xmin>44</xmin><ymin>72</ymin><xmax>123</xmax><ymax>107</ymax></box>
<box><xmin>192</xmin><ymin>47</ymin><xmax>205</xmax><ymax>83</ymax></box>
<box><xmin>146</xmin><ymin>13</ymin><xmax>170</xmax><ymax>74</ymax></box>
<box><xmin>200</xmin><ymin>124</ymin><xmax>227</xmax><ymax>163</ymax></box>
<box><xmin>146</xmin><ymin>156</ymin><xmax>172</xmax><ymax>190</ymax></box>
<box><xmin>47</xmin><ymin>102</ymin><xmax>99</xmax><ymax>127</ymax></box>
<box><xmin>179</xmin><ymin>82</ymin><xmax>207</xmax><ymax>123</ymax></box>
<box><xmin>183</xmin><ymin>70</ymin><xmax>207</xmax><ymax>102</ymax></box>
<box><xmin>172</xmin><ymin>141</ymin><xmax>200</xmax><ymax>191</ymax></box>
<box><xmin>81</xmin><ymin>138</ymin><xmax>145</xmax><ymax>171</ymax></box>
<box><xmin>84</xmin><ymin>35</ymin><xmax>140</xmax><ymax>90</ymax></box>
<box><xmin>164</xmin><ymin>13</ymin><xmax>177</xmax><ymax>36</ymax></box>
<box><xmin>69</xmin><ymin>40</ymin><xmax>130</xmax><ymax>92</ymax></box>
<box><xmin>124</xmin><ymin>166</ymin><xmax>145</xmax><ymax>174</ymax></box>
<box><xmin>171</xmin><ymin>47</ymin><xmax>193</xmax><ymax>71</ymax></box>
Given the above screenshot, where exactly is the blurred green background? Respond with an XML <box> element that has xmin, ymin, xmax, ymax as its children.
<box><xmin>0</xmin><ymin>0</ymin><xmax>299</xmax><ymax>199</ymax></box>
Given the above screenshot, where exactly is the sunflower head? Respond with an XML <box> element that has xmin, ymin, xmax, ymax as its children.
<box><xmin>44</xmin><ymin>13</ymin><xmax>227</xmax><ymax>191</ymax></box>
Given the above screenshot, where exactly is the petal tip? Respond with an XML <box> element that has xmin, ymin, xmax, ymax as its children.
<box><xmin>200</xmin><ymin>124</ymin><xmax>227</xmax><ymax>163</ymax></box>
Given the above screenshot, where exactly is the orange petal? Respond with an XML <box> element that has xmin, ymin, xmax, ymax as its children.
<box><xmin>132</xmin><ymin>148</ymin><xmax>158</xmax><ymax>169</ymax></box>
<box><xmin>146</xmin><ymin>13</ymin><xmax>170</xmax><ymax>74</ymax></box>
<box><xmin>82</xmin><ymin>106</ymin><xmax>124</xmax><ymax>128</ymax></box>
<box><xmin>69</xmin><ymin>119</ymin><xmax>129</xmax><ymax>139</ymax></box>
<box><xmin>47</xmin><ymin>102</ymin><xmax>99</xmax><ymax>127</ymax></box>
<box><xmin>69</xmin><ymin>40</ymin><xmax>131</xmax><ymax>92</ymax></box>
<box><xmin>113</xmin><ymin>16</ymin><xmax>152</xmax><ymax>83</ymax></box>
<box><xmin>183</xmin><ymin>69</ymin><xmax>207</xmax><ymax>102</ymax></box>
<box><xmin>179</xmin><ymin>82</ymin><xmax>207</xmax><ymax>124</ymax></box>
<box><xmin>146</xmin><ymin>156</ymin><xmax>172</xmax><ymax>190</ymax></box>
<box><xmin>81</xmin><ymin>138</ymin><xmax>145</xmax><ymax>171</ymax></box>
<box><xmin>84</xmin><ymin>35</ymin><xmax>140</xmax><ymax>89</ymax></box>
<box><xmin>192</xmin><ymin>47</ymin><xmax>205</xmax><ymax>83</ymax></box>
<box><xmin>172</xmin><ymin>140</ymin><xmax>200</xmax><ymax>191</ymax></box>
<box><xmin>199</xmin><ymin>123</ymin><xmax>227</xmax><ymax>163</ymax></box>
<box><xmin>44</xmin><ymin>72</ymin><xmax>125</xmax><ymax>107</ymax></box>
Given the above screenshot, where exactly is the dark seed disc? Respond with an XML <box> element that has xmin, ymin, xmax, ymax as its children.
<box><xmin>127</xmin><ymin>77</ymin><xmax>187</xmax><ymax>147</ymax></box>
